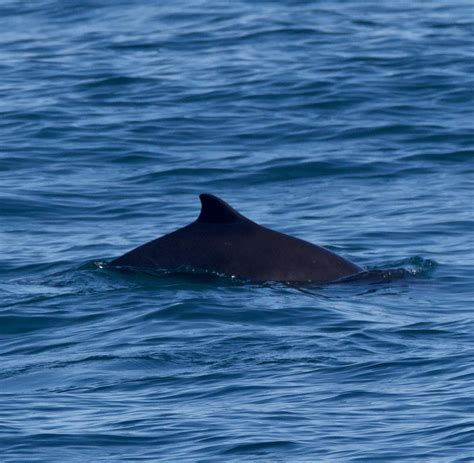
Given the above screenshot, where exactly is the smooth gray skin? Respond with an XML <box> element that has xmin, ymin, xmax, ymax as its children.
<box><xmin>110</xmin><ymin>194</ymin><xmax>362</xmax><ymax>283</ymax></box>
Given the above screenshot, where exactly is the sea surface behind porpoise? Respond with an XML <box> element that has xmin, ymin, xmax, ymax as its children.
<box><xmin>0</xmin><ymin>1</ymin><xmax>473</xmax><ymax>461</ymax></box>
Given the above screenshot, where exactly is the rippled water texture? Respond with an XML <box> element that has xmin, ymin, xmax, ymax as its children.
<box><xmin>1</xmin><ymin>1</ymin><xmax>473</xmax><ymax>461</ymax></box>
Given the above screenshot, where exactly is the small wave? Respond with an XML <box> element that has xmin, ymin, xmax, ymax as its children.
<box><xmin>335</xmin><ymin>257</ymin><xmax>438</xmax><ymax>284</ymax></box>
<box><xmin>76</xmin><ymin>75</ymin><xmax>157</xmax><ymax>90</ymax></box>
<box><xmin>222</xmin><ymin>440</ymin><xmax>298</xmax><ymax>455</ymax></box>
<box><xmin>106</xmin><ymin>256</ymin><xmax>437</xmax><ymax>287</ymax></box>
<box><xmin>374</xmin><ymin>256</ymin><xmax>438</xmax><ymax>277</ymax></box>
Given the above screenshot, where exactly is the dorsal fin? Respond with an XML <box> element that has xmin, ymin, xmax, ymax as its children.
<box><xmin>197</xmin><ymin>194</ymin><xmax>249</xmax><ymax>224</ymax></box>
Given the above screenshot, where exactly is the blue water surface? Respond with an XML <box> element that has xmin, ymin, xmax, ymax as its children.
<box><xmin>1</xmin><ymin>1</ymin><xmax>473</xmax><ymax>461</ymax></box>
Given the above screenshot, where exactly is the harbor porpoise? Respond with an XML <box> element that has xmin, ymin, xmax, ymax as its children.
<box><xmin>110</xmin><ymin>194</ymin><xmax>362</xmax><ymax>283</ymax></box>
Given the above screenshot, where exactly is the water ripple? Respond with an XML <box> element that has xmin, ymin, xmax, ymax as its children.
<box><xmin>1</xmin><ymin>0</ymin><xmax>473</xmax><ymax>461</ymax></box>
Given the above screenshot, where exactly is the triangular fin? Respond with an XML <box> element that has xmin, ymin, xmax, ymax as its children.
<box><xmin>197</xmin><ymin>194</ymin><xmax>249</xmax><ymax>224</ymax></box>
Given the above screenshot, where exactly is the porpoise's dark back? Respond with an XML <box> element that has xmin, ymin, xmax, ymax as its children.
<box><xmin>111</xmin><ymin>194</ymin><xmax>362</xmax><ymax>283</ymax></box>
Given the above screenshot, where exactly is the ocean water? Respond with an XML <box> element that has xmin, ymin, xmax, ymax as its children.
<box><xmin>1</xmin><ymin>0</ymin><xmax>473</xmax><ymax>461</ymax></box>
